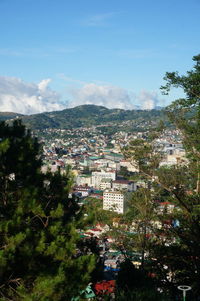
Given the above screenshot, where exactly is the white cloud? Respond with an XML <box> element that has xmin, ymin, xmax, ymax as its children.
<box><xmin>0</xmin><ymin>76</ymin><xmax>66</xmax><ymax>115</ymax></box>
<box><xmin>138</xmin><ymin>90</ymin><xmax>161</xmax><ymax>110</ymax></box>
<box><xmin>68</xmin><ymin>83</ymin><xmax>134</xmax><ymax>110</ymax></box>
<box><xmin>0</xmin><ymin>76</ymin><xmax>164</xmax><ymax>115</ymax></box>
<box><xmin>66</xmin><ymin>82</ymin><xmax>164</xmax><ymax>110</ymax></box>
<box><xmin>38</xmin><ymin>79</ymin><xmax>51</xmax><ymax>92</ymax></box>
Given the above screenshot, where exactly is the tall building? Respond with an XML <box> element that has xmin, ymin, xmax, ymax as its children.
<box><xmin>103</xmin><ymin>190</ymin><xmax>130</xmax><ymax>214</ymax></box>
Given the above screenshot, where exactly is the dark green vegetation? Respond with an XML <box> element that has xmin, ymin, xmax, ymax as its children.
<box><xmin>115</xmin><ymin>260</ymin><xmax>170</xmax><ymax>301</ymax></box>
<box><xmin>1</xmin><ymin>105</ymin><xmax>165</xmax><ymax>130</ymax></box>
<box><xmin>0</xmin><ymin>120</ymin><xmax>96</xmax><ymax>300</ymax></box>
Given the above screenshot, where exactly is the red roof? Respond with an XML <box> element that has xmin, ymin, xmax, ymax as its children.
<box><xmin>94</xmin><ymin>280</ymin><xmax>116</xmax><ymax>295</ymax></box>
<box><xmin>159</xmin><ymin>202</ymin><xmax>173</xmax><ymax>206</ymax></box>
<box><xmin>91</xmin><ymin>228</ymin><xmax>102</xmax><ymax>231</ymax></box>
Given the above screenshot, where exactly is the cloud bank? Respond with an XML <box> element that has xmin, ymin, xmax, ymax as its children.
<box><xmin>68</xmin><ymin>83</ymin><xmax>134</xmax><ymax>110</ymax></box>
<box><xmin>0</xmin><ymin>76</ymin><xmax>163</xmax><ymax>115</ymax></box>
<box><xmin>138</xmin><ymin>90</ymin><xmax>160</xmax><ymax>110</ymax></box>
<box><xmin>68</xmin><ymin>83</ymin><xmax>162</xmax><ymax>110</ymax></box>
<box><xmin>0</xmin><ymin>76</ymin><xmax>65</xmax><ymax>115</ymax></box>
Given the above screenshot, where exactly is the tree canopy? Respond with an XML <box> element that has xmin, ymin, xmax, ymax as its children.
<box><xmin>0</xmin><ymin>120</ymin><xmax>95</xmax><ymax>300</ymax></box>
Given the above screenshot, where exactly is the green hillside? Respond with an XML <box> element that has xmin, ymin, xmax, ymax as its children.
<box><xmin>0</xmin><ymin>112</ymin><xmax>24</xmax><ymax>121</ymax></box>
<box><xmin>0</xmin><ymin>105</ymin><xmax>166</xmax><ymax>130</ymax></box>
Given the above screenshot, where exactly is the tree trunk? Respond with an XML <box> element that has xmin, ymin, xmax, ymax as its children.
<box><xmin>197</xmin><ymin>161</ymin><xmax>200</xmax><ymax>194</ymax></box>
<box><xmin>141</xmin><ymin>223</ymin><xmax>147</xmax><ymax>270</ymax></box>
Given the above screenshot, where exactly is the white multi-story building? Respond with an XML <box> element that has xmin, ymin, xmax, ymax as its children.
<box><xmin>92</xmin><ymin>170</ymin><xmax>116</xmax><ymax>189</ymax></box>
<box><xmin>103</xmin><ymin>190</ymin><xmax>130</xmax><ymax>214</ymax></box>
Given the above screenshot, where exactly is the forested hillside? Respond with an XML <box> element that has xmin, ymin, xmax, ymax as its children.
<box><xmin>0</xmin><ymin>105</ymin><xmax>165</xmax><ymax>130</ymax></box>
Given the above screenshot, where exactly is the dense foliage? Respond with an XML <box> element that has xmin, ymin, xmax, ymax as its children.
<box><xmin>0</xmin><ymin>120</ymin><xmax>95</xmax><ymax>300</ymax></box>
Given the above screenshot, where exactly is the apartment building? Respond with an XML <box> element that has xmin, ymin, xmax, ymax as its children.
<box><xmin>103</xmin><ymin>190</ymin><xmax>130</xmax><ymax>214</ymax></box>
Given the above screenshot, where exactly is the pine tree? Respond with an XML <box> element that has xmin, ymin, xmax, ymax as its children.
<box><xmin>0</xmin><ymin>120</ymin><xmax>95</xmax><ymax>300</ymax></box>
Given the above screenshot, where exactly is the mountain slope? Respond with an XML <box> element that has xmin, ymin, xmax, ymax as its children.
<box><xmin>0</xmin><ymin>112</ymin><xmax>24</xmax><ymax>121</ymax></box>
<box><xmin>0</xmin><ymin>105</ymin><xmax>165</xmax><ymax>130</ymax></box>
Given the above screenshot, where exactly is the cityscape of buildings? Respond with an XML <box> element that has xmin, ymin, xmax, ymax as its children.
<box><xmin>38</xmin><ymin>125</ymin><xmax>185</xmax><ymax>215</ymax></box>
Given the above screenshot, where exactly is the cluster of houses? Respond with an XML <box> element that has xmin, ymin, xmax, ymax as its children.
<box><xmin>38</xmin><ymin>126</ymin><xmax>186</xmax><ymax>215</ymax></box>
<box><xmin>37</xmin><ymin>126</ymin><xmax>186</xmax><ymax>298</ymax></box>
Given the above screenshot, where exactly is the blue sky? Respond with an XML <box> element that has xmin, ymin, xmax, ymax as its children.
<box><xmin>0</xmin><ymin>0</ymin><xmax>199</xmax><ymax>114</ymax></box>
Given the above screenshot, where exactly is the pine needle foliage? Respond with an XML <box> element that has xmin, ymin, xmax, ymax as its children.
<box><xmin>0</xmin><ymin>120</ymin><xmax>95</xmax><ymax>300</ymax></box>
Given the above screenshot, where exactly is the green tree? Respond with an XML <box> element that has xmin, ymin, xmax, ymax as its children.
<box><xmin>123</xmin><ymin>54</ymin><xmax>200</xmax><ymax>299</ymax></box>
<box><xmin>125</xmin><ymin>188</ymin><xmax>157</xmax><ymax>270</ymax></box>
<box><xmin>83</xmin><ymin>198</ymin><xmax>117</xmax><ymax>227</ymax></box>
<box><xmin>115</xmin><ymin>259</ymin><xmax>171</xmax><ymax>301</ymax></box>
<box><xmin>0</xmin><ymin>120</ymin><xmax>95</xmax><ymax>300</ymax></box>
<box><xmin>161</xmin><ymin>54</ymin><xmax>200</xmax><ymax>193</ymax></box>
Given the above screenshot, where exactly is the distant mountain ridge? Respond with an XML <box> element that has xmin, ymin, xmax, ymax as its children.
<box><xmin>0</xmin><ymin>112</ymin><xmax>24</xmax><ymax>121</ymax></box>
<box><xmin>0</xmin><ymin>104</ymin><xmax>165</xmax><ymax>130</ymax></box>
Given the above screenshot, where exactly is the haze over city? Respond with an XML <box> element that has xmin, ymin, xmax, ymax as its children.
<box><xmin>0</xmin><ymin>0</ymin><xmax>199</xmax><ymax>114</ymax></box>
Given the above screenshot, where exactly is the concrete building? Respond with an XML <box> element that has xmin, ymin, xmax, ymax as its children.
<box><xmin>103</xmin><ymin>190</ymin><xmax>130</xmax><ymax>214</ymax></box>
<box><xmin>160</xmin><ymin>149</ymin><xmax>187</xmax><ymax>167</ymax></box>
<box><xmin>92</xmin><ymin>170</ymin><xmax>116</xmax><ymax>189</ymax></box>
<box><xmin>76</xmin><ymin>174</ymin><xmax>92</xmax><ymax>186</ymax></box>
<box><xmin>112</xmin><ymin>179</ymin><xmax>136</xmax><ymax>192</ymax></box>
<box><xmin>99</xmin><ymin>178</ymin><xmax>112</xmax><ymax>190</ymax></box>
<box><xmin>104</xmin><ymin>152</ymin><xmax>123</xmax><ymax>162</ymax></box>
